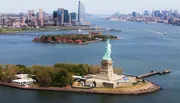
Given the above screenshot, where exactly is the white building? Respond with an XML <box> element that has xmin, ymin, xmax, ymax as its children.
<box><xmin>12</xmin><ymin>74</ymin><xmax>36</xmax><ymax>85</ymax></box>
<box><xmin>12</xmin><ymin>78</ymin><xmax>36</xmax><ymax>86</ymax></box>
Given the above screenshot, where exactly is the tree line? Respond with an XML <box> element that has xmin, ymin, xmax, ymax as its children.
<box><xmin>0</xmin><ymin>63</ymin><xmax>122</xmax><ymax>87</ymax></box>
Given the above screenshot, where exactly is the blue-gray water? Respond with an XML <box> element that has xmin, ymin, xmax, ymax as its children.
<box><xmin>0</xmin><ymin>17</ymin><xmax>180</xmax><ymax>103</ymax></box>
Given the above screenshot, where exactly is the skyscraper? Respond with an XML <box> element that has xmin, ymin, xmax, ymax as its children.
<box><xmin>144</xmin><ymin>10</ymin><xmax>149</xmax><ymax>16</ymax></box>
<box><xmin>0</xmin><ymin>13</ymin><xmax>2</xmax><ymax>25</ymax></box>
<box><xmin>57</xmin><ymin>8</ymin><xmax>64</xmax><ymax>25</ymax></box>
<box><xmin>70</xmin><ymin>12</ymin><xmax>76</xmax><ymax>21</ymax></box>
<box><xmin>53</xmin><ymin>11</ymin><xmax>57</xmax><ymax>19</ymax></box>
<box><xmin>64</xmin><ymin>10</ymin><xmax>69</xmax><ymax>23</ymax></box>
<box><xmin>27</xmin><ymin>10</ymin><xmax>34</xmax><ymax>20</ymax></box>
<box><xmin>38</xmin><ymin>8</ymin><xmax>44</xmax><ymax>27</ymax></box>
<box><xmin>132</xmin><ymin>12</ymin><xmax>137</xmax><ymax>17</ymax></box>
<box><xmin>154</xmin><ymin>10</ymin><xmax>161</xmax><ymax>18</ymax></box>
<box><xmin>68</xmin><ymin>13</ymin><xmax>71</xmax><ymax>24</ymax></box>
<box><xmin>39</xmin><ymin>8</ymin><xmax>43</xmax><ymax>20</ymax></box>
<box><xmin>78</xmin><ymin>1</ymin><xmax>85</xmax><ymax>23</ymax></box>
<box><xmin>20</xmin><ymin>12</ymin><xmax>25</xmax><ymax>23</ymax></box>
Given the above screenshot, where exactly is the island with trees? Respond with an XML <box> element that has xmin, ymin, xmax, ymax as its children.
<box><xmin>0</xmin><ymin>63</ymin><xmax>121</xmax><ymax>88</ymax></box>
<box><xmin>33</xmin><ymin>33</ymin><xmax>119</xmax><ymax>45</ymax></box>
<box><xmin>0</xmin><ymin>63</ymin><xmax>160</xmax><ymax>95</ymax></box>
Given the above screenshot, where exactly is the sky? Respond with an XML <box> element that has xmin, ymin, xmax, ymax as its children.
<box><xmin>0</xmin><ymin>0</ymin><xmax>180</xmax><ymax>14</ymax></box>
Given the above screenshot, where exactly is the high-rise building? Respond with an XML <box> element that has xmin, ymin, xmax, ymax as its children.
<box><xmin>38</xmin><ymin>8</ymin><xmax>44</xmax><ymax>27</ymax></box>
<box><xmin>152</xmin><ymin>10</ymin><xmax>155</xmax><ymax>17</ymax></box>
<box><xmin>68</xmin><ymin>13</ymin><xmax>71</xmax><ymax>24</ymax></box>
<box><xmin>78</xmin><ymin>1</ymin><xmax>85</xmax><ymax>23</ymax></box>
<box><xmin>53</xmin><ymin>11</ymin><xmax>58</xmax><ymax>26</ymax></box>
<box><xmin>27</xmin><ymin>10</ymin><xmax>34</xmax><ymax>20</ymax></box>
<box><xmin>132</xmin><ymin>12</ymin><xmax>137</xmax><ymax>17</ymax></box>
<box><xmin>39</xmin><ymin>8</ymin><xmax>43</xmax><ymax>20</ymax></box>
<box><xmin>57</xmin><ymin>8</ymin><xmax>64</xmax><ymax>25</ymax></box>
<box><xmin>70</xmin><ymin>12</ymin><xmax>76</xmax><ymax>21</ymax></box>
<box><xmin>0</xmin><ymin>14</ymin><xmax>1</xmax><ymax>25</ymax></box>
<box><xmin>144</xmin><ymin>10</ymin><xmax>149</xmax><ymax>16</ymax></box>
<box><xmin>154</xmin><ymin>10</ymin><xmax>161</xmax><ymax>17</ymax></box>
<box><xmin>43</xmin><ymin>11</ymin><xmax>46</xmax><ymax>20</ymax></box>
<box><xmin>37</xmin><ymin>12</ymin><xmax>39</xmax><ymax>18</ymax></box>
<box><xmin>20</xmin><ymin>12</ymin><xmax>25</xmax><ymax>23</ymax></box>
<box><xmin>64</xmin><ymin>10</ymin><xmax>69</xmax><ymax>23</ymax></box>
<box><xmin>2</xmin><ymin>17</ymin><xmax>6</xmax><ymax>25</ymax></box>
<box><xmin>53</xmin><ymin>11</ymin><xmax>57</xmax><ymax>19</ymax></box>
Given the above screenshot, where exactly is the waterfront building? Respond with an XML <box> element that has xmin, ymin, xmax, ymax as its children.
<box><xmin>20</xmin><ymin>12</ymin><xmax>25</xmax><ymax>23</ymax></box>
<box><xmin>57</xmin><ymin>8</ymin><xmax>64</xmax><ymax>25</ymax></box>
<box><xmin>27</xmin><ymin>10</ymin><xmax>34</xmax><ymax>20</ymax></box>
<box><xmin>53</xmin><ymin>11</ymin><xmax>58</xmax><ymax>26</ymax></box>
<box><xmin>12</xmin><ymin>74</ymin><xmax>36</xmax><ymax>86</ymax></box>
<box><xmin>154</xmin><ymin>10</ymin><xmax>161</xmax><ymax>18</ymax></box>
<box><xmin>43</xmin><ymin>11</ymin><xmax>46</xmax><ymax>20</ymax></box>
<box><xmin>37</xmin><ymin>12</ymin><xmax>39</xmax><ymax>18</ymax></box>
<box><xmin>38</xmin><ymin>8</ymin><xmax>44</xmax><ymax>27</ymax></box>
<box><xmin>64</xmin><ymin>9</ymin><xmax>69</xmax><ymax>23</ymax></box>
<box><xmin>152</xmin><ymin>10</ymin><xmax>155</xmax><ymax>17</ymax></box>
<box><xmin>68</xmin><ymin>13</ymin><xmax>71</xmax><ymax>24</ymax></box>
<box><xmin>78</xmin><ymin>0</ymin><xmax>85</xmax><ymax>24</ymax></box>
<box><xmin>132</xmin><ymin>12</ymin><xmax>137</xmax><ymax>17</ymax></box>
<box><xmin>0</xmin><ymin>13</ymin><xmax>1</xmax><ymax>25</ymax></box>
<box><xmin>30</xmin><ymin>17</ymin><xmax>38</xmax><ymax>27</ymax></box>
<box><xmin>144</xmin><ymin>10</ymin><xmax>149</xmax><ymax>16</ymax></box>
<box><xmin>70</xmin><ymin>12</ymin><xmax>76</xmax><ymax>21</ymax></box>
<box><xmin>2</xmin><ymin>17</ymin><xmax>7</xmax><ymax>25</ymax></box>
<box><xmin>53</xmin><ymin>11</ymin><xmax>57</xmax><ymax>19</ymax></box>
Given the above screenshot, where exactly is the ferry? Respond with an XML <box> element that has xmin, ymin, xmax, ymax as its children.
<box><xmin>163</xmin><ymin>32</ymin><xmax>167</xmax><ymax>35</ymax></box>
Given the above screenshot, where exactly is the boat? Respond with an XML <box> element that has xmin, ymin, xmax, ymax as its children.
<box><xmin>79</xmin><ymin>29</ymin><xmax>81</xmax><ymax>32</ymax></box>
<box><xmin>155</xmin><ymin>32</ymin><xmax>164</xmax><ymax>35</ymax></box>
<box><xmin>163</xmin><ymin>32</ymin><xmax>167</xmax><ymax>35</ymax></box>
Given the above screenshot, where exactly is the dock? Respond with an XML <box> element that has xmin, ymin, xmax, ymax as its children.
<box><xmin>138</xmin><ymin>69</ymin><xmax>171</xmax><ymax>78</ymax></box>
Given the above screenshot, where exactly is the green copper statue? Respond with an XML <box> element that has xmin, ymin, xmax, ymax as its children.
<box><xmin>102</xmin><ymin>33</ymin><xmax>112</xmax><ymax>60</ymax></box>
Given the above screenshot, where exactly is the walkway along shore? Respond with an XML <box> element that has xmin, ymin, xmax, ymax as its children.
<box><xmin>0</xmin><ymin>81</ymin><xmax>160</xmax><ymax>95</ymax></box>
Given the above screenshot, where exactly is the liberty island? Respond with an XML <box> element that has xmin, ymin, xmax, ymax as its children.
<box><xmin>0</xmin><ymin>33</ymin><xmax>161</xmax><ymax>95</ymax></box>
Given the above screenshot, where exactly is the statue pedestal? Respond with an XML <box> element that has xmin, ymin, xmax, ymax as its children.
<box><xmin>98</xmin><ymin>60</ymin><xmax>115</xmax><ymax>81</ymax></box>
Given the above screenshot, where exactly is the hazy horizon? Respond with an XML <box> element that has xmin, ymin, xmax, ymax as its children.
<box><xmin>0</xmin><ymin>0</ymin><xmax>180</xmax><ymax>14</ymax></box>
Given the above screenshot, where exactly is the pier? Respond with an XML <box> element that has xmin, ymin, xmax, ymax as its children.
<box><xmin>138</xmin><ymin>69</ymin><xmax>171</xmax><ymax>78</ymax></box>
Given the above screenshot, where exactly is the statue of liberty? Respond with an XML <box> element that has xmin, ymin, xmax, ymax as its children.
<box><xmin>102</xmin><ymin>33</ymin><xmax>112</xmax><ymax>61</ymax></box>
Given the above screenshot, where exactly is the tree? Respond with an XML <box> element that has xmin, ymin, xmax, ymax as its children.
<box><xmin>51</xmin><ymin>36</ymin><xmax>56</xmax><ymax>41</ymax></box>
<box><xmin>52</xmin><ymin>69</ymin><xmax>73</xmax><ymax>87</ymax></box>
<box><xmin>89</xmin><ymin>65</ymin><xmax>100</xmax><ymax>74</ymax></box>
<box><xmin>35</xmin><ymin>69</ymin><xmax>52</xmax><ymax>87</ymax></box>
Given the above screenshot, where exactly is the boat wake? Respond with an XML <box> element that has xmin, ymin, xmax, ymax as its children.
<box><xmin>150</xmin><ymin>31</ymin><xmax>167</xmax><ymax>35</ymax></box>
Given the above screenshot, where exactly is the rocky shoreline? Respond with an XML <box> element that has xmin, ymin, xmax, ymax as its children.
<box><xmin>0</xmin><ymin>81</ymin><xmax>160</xmax><ymax>95</ymax></box>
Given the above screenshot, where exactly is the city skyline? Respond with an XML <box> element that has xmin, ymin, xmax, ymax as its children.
<box><xmin>0</xmin><ymin>0</ymin><xmax>180</xmax><ymax>14</ymax></box>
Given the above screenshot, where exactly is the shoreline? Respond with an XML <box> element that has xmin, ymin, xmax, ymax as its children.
<box><xmin>0</xmin><ymin>28</ymin><xmax>104</xmax><ymax>34</ymax></box>
<box><xmin>0</xmin><ymin>81</ymin><xmax>160</xmax><ymax>95</ymax></box>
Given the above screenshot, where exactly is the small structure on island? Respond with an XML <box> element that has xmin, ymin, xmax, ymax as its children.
<box><xmin>86</xmin><ymin>33</ymin><xmax>137</xmax><ymax>88</ymax></box>
<box><xmin>12</xmin><ymin>74</ymin><xmax>36</xmax><ymax>86</ymax></box>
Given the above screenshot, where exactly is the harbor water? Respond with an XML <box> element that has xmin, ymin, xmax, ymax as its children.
<box><xmin>0</xmin><ymin>16</ymin><xmax>180</xmax><ymax>103</ymax></box>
